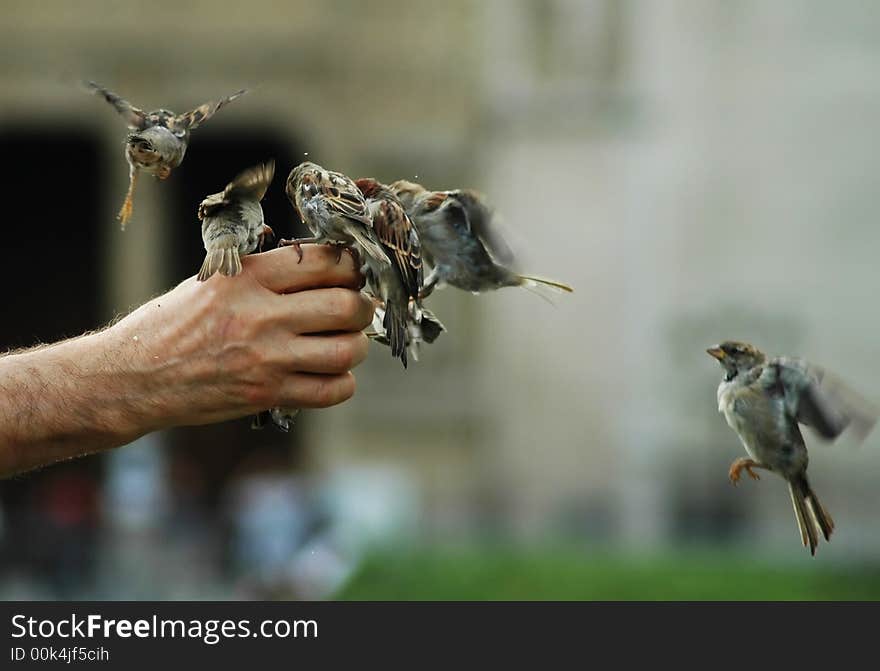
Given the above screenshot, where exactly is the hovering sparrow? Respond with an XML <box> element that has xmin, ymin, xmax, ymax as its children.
<box><xmin>280</xmin><ymin>162</ymin><xmax>390</xmax><ymax>267</ymax></box>
<box><xmin>707</xmin><ymin>340</ymin><xmax>877</xmax><ymax>555</ymax></box>
<box><xmin>390</xmin><ymin>180</ymin><xmax>572</xmax><ymax>299</ymax></box>
<box><xmin>354</xmin><ymin>178</ymin><xmax>423</xmax><ymax>368</ymax></box>
<box><xmin>196</xmin><ymin>160</ymin><xmax>275</xmax><ymax>282</ymax></box>
<box><xmin>84</xmin><ymin>81</ymin><xmax>247</xmax><ymax>229</ymax></box>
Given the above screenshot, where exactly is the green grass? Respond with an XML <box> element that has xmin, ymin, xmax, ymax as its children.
<box><xmin>335</xmin><ymin>547</ymin><xmax>880</xmax><ymax>600</ymax></box>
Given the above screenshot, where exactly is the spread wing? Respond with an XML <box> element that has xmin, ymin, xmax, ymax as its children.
<box><xmin>450</xmin><ymin>190</ymin><xmax>515</xmax><ymax>266</ymax></box>
<box><xmin>197</xmin><ymin>191</ymin><xmax>226</xmax><ymax>220</ymax></box>
<box><xmin>199</xmin><ymin>160</ymin><xmax>274</xmax><ymax>219</ymax></box>
<box><xmin>765</xmin><ymin>357</ymin><xmax>878</xmax><ymax>442</ymax></box>
<box><xmin>372</xmin><ymin>197</ymin><xmax>423</xmax><ymax>299</ymax></box>
<box><xmin>170</xmin><ymin>88</ymin><xmax>248</xmax><ymax>131</ymax></box>
<box><xmin>224</xmin><ymin>160</ymin><xmax>274</xmax><ymax>202</ymax></box>
<box><xmin>83</xmin><ymin>80</ymin><xmax>148</xmax><ymax>129</ymax></box>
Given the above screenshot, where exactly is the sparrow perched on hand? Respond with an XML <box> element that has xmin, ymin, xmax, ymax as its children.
<box><xmin>708</xmin><ymin>340</ymin><xmax>877</xmax><ymax>555</ymax></box>
<box><xmin>84</xmin><ymin>81</ymin><xmax>247</xmax><ymax>229</ymax></box>
<box><xmin>354</xmin><ymin>178</ymin><xmax>423</xmax><ymax>368</ymax></box>
<box><xmin>280</xmin><ymin>162</ymin><xmax>390</xmax><ymax>267</ymax></box>
<box><xmin>197</xmin><ymin>160</ymin><xmax>275</xmax><ymax>282</ymax></box>
<box><xmin>390</xmin><ymin>180</ymin><xmax>572</xmax><ymax>299</ymax></box>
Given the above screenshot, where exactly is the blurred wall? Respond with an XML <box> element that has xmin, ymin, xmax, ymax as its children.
<box><xmin>2</xmin><ymin>0</ymin><xmax>880</xmax><ymax>587</ymax></box>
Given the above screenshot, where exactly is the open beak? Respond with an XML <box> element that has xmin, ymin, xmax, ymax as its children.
<box><xmin>706</xmin><ymin>346</ymin><xmax>725</xmax><ymax>361</ymax></box>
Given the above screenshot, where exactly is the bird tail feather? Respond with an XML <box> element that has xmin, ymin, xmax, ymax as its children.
<box><xmin>383</xmin><ymin>300</ymin><xmax>408</xmax><ymax>369</ymax></box>
<box><xmin>517</xmin><ymin>274</ymin><xmax>573</xmax><ymax>293</ymax></box>
<box><xmin>789</xmin><ymin>475</ymin><xmax>834</xmax><ymax>556</ymax></box>
<box><xmin>198</xmin><ymin>246</ymin><xmax>242</xmax><ymax>281</ymax></box>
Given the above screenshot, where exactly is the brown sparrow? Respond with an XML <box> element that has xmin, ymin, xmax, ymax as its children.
<box><xmin>84</xmin><ymin>81</ymin><xmax>247</xmax><ymax>229</ymax></box>
<box><xmin>354</xmin><ymin>178</ymin><xmax>423</xmax><ymax>368</ymax></box>
<box><xmin>280</xmin><ymin>162</ymin><xmax>390</xmax><ymax>267</ymax></box>
<box><xmin>708</xmin><ymin>340</ymin><xmax>877</xmax><ymax>555</ymax></box>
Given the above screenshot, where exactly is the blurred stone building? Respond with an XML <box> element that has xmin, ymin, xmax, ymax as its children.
<box><xmin>2</xmin><ymin>0</ymin><xmax>880</xmax><ymax>597</ymax></box>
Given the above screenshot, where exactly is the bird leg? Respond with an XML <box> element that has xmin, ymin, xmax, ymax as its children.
<box><xmin>729</xmin><ymin>458</ymin><xmax>766</xmax><ymax>486</ymax></box>
<box><xmin>419</xmin><ymin>269</ymin><xmax>439</xmax><ymax>300</ymax></box>
<box><xmin>277</xmin><ymin>236</ymin><xmax>323</xmax><ymax>263</ymax></box>
<box><xmin>117</xmin><ymin>167</ymin><xmax>139</xmax><ymax>231</ymax></box>
<box><xmin>258</xmin><ymin>224</ymin><xmax>275</xmax><ymax>252</ymax></box>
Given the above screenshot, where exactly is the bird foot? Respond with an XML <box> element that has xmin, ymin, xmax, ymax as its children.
<box><xmin>259</xmin><ymin>224</ymin><xmax>275</xmax><ymax>252</ymax></box>
<box><xmin>278</xmin><ymin>236</ymin><xmax>321</xmax><ymax>263</ymax></box>
<box><xmin>117</xmin><ymin>196</ymin><xmax>134</xmax><ymax>231</ymax></box>
<box><xmin>729</xmin><ymin>458</ymin><xmax>762</xmax><ymax>486</ymax></box>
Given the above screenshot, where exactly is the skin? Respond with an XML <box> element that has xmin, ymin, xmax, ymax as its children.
<box><xmin>0</xmin><ymin>245</ymin><xmax>372</xmax><ymax>477</ymax></box>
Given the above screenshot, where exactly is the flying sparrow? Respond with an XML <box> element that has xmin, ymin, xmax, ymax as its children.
<box><xmin>390</xmin><ymin>180</ymin><xmax>573</xmax><ymax>299</ymax></box>
<box><xmin>84</xmin><ymin>81</ymin><xmax>247</xmax><ymax>229</ymax></box>
<box><xmin>354</xmin><ymin>178</ymin><xmax>423</xmax><ymax>368</ymax></box>
<box><xmin>707</xmin><ymin>340</ymin><xmax>877</xmax><ymax>555</ymax></box>
<box><xmin>196</xmin><ymin>160</ymin><xmax>275</xmax><ymax>282</ymax></box>
<box><xmin>280</xmin><ymin>162</ymin><xmax>390</xmax><ymax>267</ymax></box>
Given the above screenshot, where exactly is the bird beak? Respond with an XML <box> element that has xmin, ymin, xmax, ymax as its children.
<box><xmin>706</xmin><ymin>346</ymin><xmax>725</xmax><ymax>361</ymax></box>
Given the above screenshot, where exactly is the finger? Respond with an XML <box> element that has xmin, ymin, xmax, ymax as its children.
<box><xmin>285</xmin><ymin>332</ymin><xmax>369</xmax><ymax>374</ymax></box>
<box><xmin>243</xmin><ymin>244</ymin><xmax>365</xmax><ymax>293</ymax></box>
<box><xmin>277</xmin><ymin>371</ymin><xmax>356</xmax><ymax>409</ymax></box>
<box><xmin>280</xmin><ymin>287</ymin><xmax>375</xmax><ymax>334</ymax></box>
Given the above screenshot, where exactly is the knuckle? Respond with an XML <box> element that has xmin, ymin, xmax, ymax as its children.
<box><xmin>327</xmin><ymin>288</ymin><xmax>360</xmax><ymax>322</ymax></box>
<box><xmin>331</xmin><ymin>338</ymin><xmax>355</xmax><ymax>371</ymax></box>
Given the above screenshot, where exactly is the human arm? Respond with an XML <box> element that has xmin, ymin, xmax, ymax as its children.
<box><xmin>0</xmin><ymin>244</ymin><xmax>373</xmax><ymax>477</ymax></box>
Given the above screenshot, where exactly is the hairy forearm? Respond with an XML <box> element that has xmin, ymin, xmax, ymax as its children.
<box><xmin>0</xmin><ymin>329</ymin><xmax>147</xmax><ymax>476</ymax></box>
<box><xmin>0</xmin><ymin>246</ymin><xmax>373</xmax><ymax>478</ymax></box>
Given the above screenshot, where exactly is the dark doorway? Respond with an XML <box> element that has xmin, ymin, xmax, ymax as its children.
<box><xmin>0</xmin><ymin>125</ymin><xmax>105</xmax><ymax>594</ymax></box>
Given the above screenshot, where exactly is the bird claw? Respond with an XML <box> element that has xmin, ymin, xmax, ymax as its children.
<box><xmin>278</xmin><ymin>238</ymin><xmax>305</xmax><ymax>263</ymax></box>
<box><xmin>729</xmin><ymin>458</ymin><xmax>761</xmax><ymax>486</ymax></box>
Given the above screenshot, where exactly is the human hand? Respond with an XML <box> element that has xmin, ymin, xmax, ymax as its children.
<box><xmin>105</xmin><ymin>244</ymin><xmax>373</xmax><ymax>436</ymax></box>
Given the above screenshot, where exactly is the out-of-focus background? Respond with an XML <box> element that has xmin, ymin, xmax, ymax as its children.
<box><xmin>2</xmin><ymin>0</ymin><xmax>880</xmax><ymax>600</ymax></box>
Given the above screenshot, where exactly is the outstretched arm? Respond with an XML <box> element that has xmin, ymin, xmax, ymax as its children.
<box><xmin>0</xmin><ymin>245</ymin><xmax>373</xmax><ymax>477</ymax></box>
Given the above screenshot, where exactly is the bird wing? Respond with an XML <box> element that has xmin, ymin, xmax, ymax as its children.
<box><xmin>83</xmin><ymin>80</ymin><xmax>148</xmax><ymax>129</ymax></box>
<box><xmin>197</xmin><ymin>191</ymin><xmax>227</xmax><ymax>220</ymax></box>
<box><xmin>224</xmin><ymin>160</ymin><xmax>275</xmax><ymax>203</ymax></box>
<box><xmin>310</xmin><ymin>169</ymin><xmax>374</xmax><ymax>228</ymax></box>
<box><xmin>371</xmin><ymin>197</ymin><xmax>423</xmax><ymax>299</ymax></box>
<box><xmin>170</xmin><ymin>88</ymin><xmax>248</xmax><ymax>131</ymax></box>
<box><xmin>764</xmin><ymin>357</ymin><xmax>878</xmax><ymax>442</ymax></box>
<box><xmin>450</xmin><ymin>190</ymin><xmax>516</xmax><ymax>266</ymax></box>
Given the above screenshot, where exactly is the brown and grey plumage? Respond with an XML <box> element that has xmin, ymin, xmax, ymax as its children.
<box><xmin>83</xmin><ymin>81</ymin><xmax>248</xmax><ymax>229</ymax></box>
<box><xmin>708</xmin><ymin>340</ymin><xmax>877</xmax><ymax>555</ymax></box>
<box><xmin>280</xmin><ymin>162</ymin><xmax>391</xmax><ymax>266</ymax></box>
<box><xmin>368</xmin><ymin>304</ymin><xmax>446</xmax><ymax>364</ymax></box>
<box><xmin>355</xmin><ymin>177</ymin><xmax>423</xmax><ymax>368</ymax></box>
<box><xmin>197</xmin><ymin>160</ymin><xmax>274</xmax><ymax>282</ymax></box>
<box><xmin>390</xmin><ymin>180</ymin><xmax>572</xmax><ymax>299</ymax></box>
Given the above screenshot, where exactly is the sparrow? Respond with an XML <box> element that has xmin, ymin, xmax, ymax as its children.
<box><xmin>279</xmin><ymin>162</ymin><xmax>390</xmax><ymax>267</ymax></box>
<box><xmin>84</xmin><ymin>81</ymin><xmax>247</xmax><ymax>229</ymax></box>
<box><xmin>354</xmin><ymin>178</ymin><xmax>423</xmax><ymax>368</ymax></box>
<box><xmin>197</xmin><ymin>160</ymin><xmax>275</xmax><ymax>282</ymax></box>
<box><xmin>707</xmin><ymin>340</ymin><xmax>877</xmax><ymax>555</ymax></box>
<box><xmin>390</xmin><ymin>180</ymin><xmax>573</xmax><ymax>299</ymax></box>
